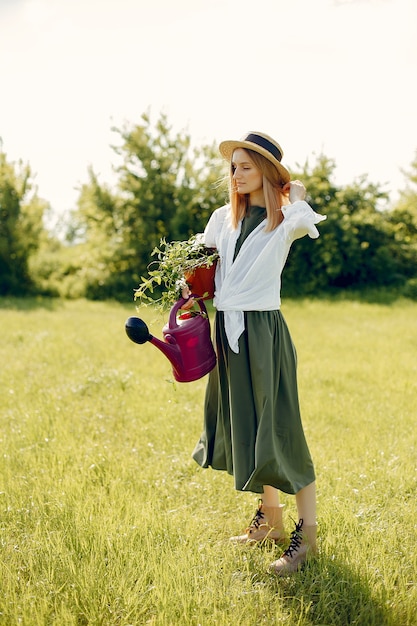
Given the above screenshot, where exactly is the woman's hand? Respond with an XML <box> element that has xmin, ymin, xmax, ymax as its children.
<box><xmin>180</xmin><ymin>285</ymin><xmax>195</xmax><ymax>310</ymax></box>
<box><xmin>283</xmin><ymin>180</ymin><xmax>307</xmax><ymax>203</ymax></box>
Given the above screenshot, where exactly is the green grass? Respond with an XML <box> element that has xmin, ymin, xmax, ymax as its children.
<box><xmin>1</xmin><ymin>296</ymin><xmax>416</xmax><ymax>625</ymax></box>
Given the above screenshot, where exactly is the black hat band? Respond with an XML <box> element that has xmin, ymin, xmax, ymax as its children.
<box><xmin>244</xmin><ymin>133</ymin><xmax>283</xmax><ymax>162</ymax></box>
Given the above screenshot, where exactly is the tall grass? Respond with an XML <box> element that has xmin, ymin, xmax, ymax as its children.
<box><xmin>0</xmin><ymin>296</ymin><xmax>416</xmax><ymax>625</ymax></box>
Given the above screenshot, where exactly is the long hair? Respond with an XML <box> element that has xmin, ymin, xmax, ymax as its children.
<box><xmin>228</xmin><ymin>149</ymin><xmax>289</xmax><ymax>232</ymax></box>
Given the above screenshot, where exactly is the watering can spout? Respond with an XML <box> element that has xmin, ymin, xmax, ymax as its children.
<box><xmin>125</xmin><ymin>316</ymin><xmax>184</xmax><ymax>377</ymax></box>
<box><xmin>125</xmin><ymin>298</ymin><xmax>216</xmax><ymax>383</ymax></box>
<box><xmin>125</xmin><ymin>316</ymin><xmax>152</xmax><ymax>344</ymax></box>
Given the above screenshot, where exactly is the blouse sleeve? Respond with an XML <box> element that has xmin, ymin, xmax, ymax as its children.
<box><xmin>203</xmin><ymin>205</ymin><xmax>229</xmax><ymax>248</ymax></box>
<box><xmin>281</xmin><ymin>200</ymin><xmax>326</xmax><ymax>242</ymax></box>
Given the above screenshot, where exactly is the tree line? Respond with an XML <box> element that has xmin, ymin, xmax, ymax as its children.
<box><xmin>1</xmin><ymin>113</ymin><xmax>417</xmax><ymax>302</ymax></box>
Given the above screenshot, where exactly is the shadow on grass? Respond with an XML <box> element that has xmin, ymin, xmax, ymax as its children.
<box><xmin>318</xmin><ymin>288</ymin><xmax>406</xmax><ymax>306</ymax></box>
<box><xmin>267</xmin><ymin>554</ymin><xmax>394</xmax><ymax>626</ymax></box>
<box><xmin>0</xmin><ymin>296</ymin><xmax>64</xmax><ymax>311</ymax></box>
<box><xmin>2</xmin><ymin>289</ymin><xmax>415</xmax><ymax>313</ymax></box>
<box><xmin>0</xmin><ymin>296</ymin><xmax>139</xmax><ymax>313</ymax></box>
<box><xmin>282</xmin><ymin>287</ymin><xmax>408</xmax><ymax>306</ymax></box>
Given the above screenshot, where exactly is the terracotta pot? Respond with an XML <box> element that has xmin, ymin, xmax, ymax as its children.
<box><xmin>185</xmin><ymin>263</ymin><xmax>217</xmax><ymax>300</ymax></box>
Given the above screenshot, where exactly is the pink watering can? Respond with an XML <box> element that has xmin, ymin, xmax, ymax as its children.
<box><xmin>125</xmin><ymin>297</ymin><xmax>217</xmax><ymax>383</ymax></box>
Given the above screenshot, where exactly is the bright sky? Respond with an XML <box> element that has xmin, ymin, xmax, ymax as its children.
<box><xmin>0</xmin><ymin>0</ymin><xmax>416</xmax><ymax>216</ymax></box>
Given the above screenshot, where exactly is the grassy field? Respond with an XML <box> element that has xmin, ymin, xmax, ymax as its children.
<box><xmin>0</xmin><ymin>296</ymin><xmax>416</xmax><ymax>626</ymax></box>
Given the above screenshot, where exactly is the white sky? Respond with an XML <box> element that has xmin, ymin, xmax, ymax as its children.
<box><xmin>0</xmin><ymin>0</ymin><xmax>416</xmax><ymax>215</ymax></box>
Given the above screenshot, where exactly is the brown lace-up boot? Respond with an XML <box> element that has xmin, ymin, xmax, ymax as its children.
<box><xmin>269</xmin><ymin>518</ymin><xmax>317</xmax><ymax>575</ymax></box>
<box><xmin>230</xmin><ymin>500</ymin><xmax>286</xmax><ymax>545</ymax></box>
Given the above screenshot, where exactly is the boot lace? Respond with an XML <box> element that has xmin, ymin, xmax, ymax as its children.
<box><xmin>247</xmin><ymin>499</ymin><xmax>265</xmax><ymax>532</ymax></box>
<box><xmin>283</xmin><ymin>518</ymin><xmax>304</xmax><ymax>558</ymax></box>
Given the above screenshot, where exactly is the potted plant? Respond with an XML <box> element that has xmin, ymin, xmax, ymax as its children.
<box><xmin>134</xmin><ymin>234</ymin><xmax>219</xmax><ymax>309</ymax></box>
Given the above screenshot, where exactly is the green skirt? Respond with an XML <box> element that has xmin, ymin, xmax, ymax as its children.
<box><xmin>192</xmin><ymin>310</ymin><xmax>315</xmax><ymax>495</ymax></box>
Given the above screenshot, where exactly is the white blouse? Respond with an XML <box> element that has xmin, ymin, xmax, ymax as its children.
<box><xmin>203</xmin><ymin>201</ymin><xmax>326</xmax><ymax>353</ymax></box>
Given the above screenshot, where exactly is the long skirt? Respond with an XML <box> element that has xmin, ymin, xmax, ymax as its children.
<box><xmin>192</xmin><ymin>310</ymin><xmax>315</xmax><ymax>495</ymax></box>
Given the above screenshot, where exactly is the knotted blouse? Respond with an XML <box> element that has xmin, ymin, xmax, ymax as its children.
<box><xmin>203</xmin><ymin>200</ymin><xmax>326</xmax><ymax>353</ymax></box>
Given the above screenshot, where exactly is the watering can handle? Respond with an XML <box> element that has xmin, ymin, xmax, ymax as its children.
<box><xmin>168</xmin><ymin>296</ymin><xmax>208</xmax><ymax>329</ymax></box>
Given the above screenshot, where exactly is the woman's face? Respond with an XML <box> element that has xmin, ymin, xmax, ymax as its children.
<box><xmin>231</xmin><ymin>148</ymin><xmax>263</xmax><ymax>197</ymax></box>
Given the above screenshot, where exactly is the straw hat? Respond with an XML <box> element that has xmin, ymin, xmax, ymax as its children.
<box><xmin>219</xmin><ymin>131</ymin><xmax>290</xmax><ymax>183</ymax></box>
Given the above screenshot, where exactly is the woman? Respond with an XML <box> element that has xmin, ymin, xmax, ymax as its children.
<box><xmin>188</xmin><ymin>132</ymin><xmax>326</xmax><ymax>575</ymax></box>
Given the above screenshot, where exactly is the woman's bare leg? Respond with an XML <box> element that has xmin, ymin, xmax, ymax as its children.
<box><xmin>295</xmin><ymin>481</ymin><xmax>316</xmax><ymax>526</ymax></box>
<box><xmin>262</xmin><ymin>485</ymin><xmax>281</xmax><ymax>507</ymax></box>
